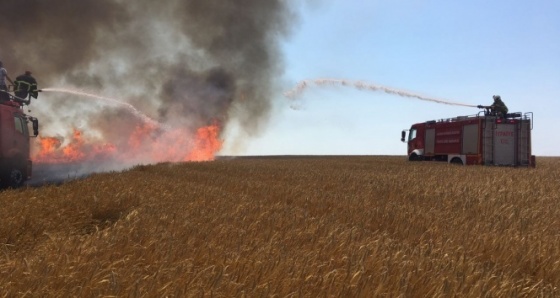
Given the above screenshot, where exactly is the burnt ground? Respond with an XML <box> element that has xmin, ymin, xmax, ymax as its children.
<box><xmin>25</xmin><ymin>162</ymin><xmax>127</xmax><ymax>187</ymax></box>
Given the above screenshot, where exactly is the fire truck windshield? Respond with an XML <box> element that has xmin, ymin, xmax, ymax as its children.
<box><xmin>408</xmin><ymin>128</ymin><xmax>417</xmax><ymax>141</ymax></box>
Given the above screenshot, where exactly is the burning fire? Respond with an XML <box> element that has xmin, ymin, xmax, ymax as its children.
<box><xmin>33</xmin><ymin>124</ymin><xmax>223</xmax><ymax>165</ymax></box>
<box><xmin>186</xmin><ymin>125</ymin><xmax>222</xmax><ymax>161</ymax></box>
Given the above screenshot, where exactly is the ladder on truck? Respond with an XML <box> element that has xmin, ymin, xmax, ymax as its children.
<box><xmin>517</xmin><ymin>113</ymin><xmax>532</xmax><ymax>166</ymax></box>
<box><xmin>482</xmin><ymin>116</ymin><xmax>495</xmax><ymax>165</ymax></box>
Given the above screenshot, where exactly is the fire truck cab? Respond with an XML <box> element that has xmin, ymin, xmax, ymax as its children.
<box><xmin>0</xmin><ymin>93</ymin><xmax>39</xmax><ymax>188</ymax></box>
<box><xmin>401</xmin><ymin>111</ymin><xmax>535</xmax><ymax>166</ymax></box>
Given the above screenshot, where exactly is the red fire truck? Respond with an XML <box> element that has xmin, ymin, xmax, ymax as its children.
<box><xmin>401</xmin><ymin>110</ymin><xmax>535</xmax><ymax>166</ymax></box>
<box><xmin>0</xmin><ymin>90</ymin><xmax>39</xmax><ymax>188</ymax></box>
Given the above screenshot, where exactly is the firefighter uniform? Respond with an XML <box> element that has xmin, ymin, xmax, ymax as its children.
<box><xmin>0</xmin><ymin>62</ymin><xmax>14</xmax><ymax>102</ymax></box>
<box><xmin>14</xmin><ymin>71</ymin><xmax>38</xmax><ymax>100</ymax></box>
<box><xmin>491</xmin><ymin>95</ymin><xmax>508</xmax><ymax>117</ymax></box>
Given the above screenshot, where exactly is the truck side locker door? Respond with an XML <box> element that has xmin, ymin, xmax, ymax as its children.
<box><xmin>425</xmin><ymin>128</ymin><xmax>435</xmax><ymax>155</ymax></box>
<box><xmin>493</xmin><ymin>123</ymin><xmax>516</xmax><ymax>165</ymax></box>
<box><xmin>462</xmin><ymin>124</ymin><xmax>479</xmax><ymax>154</ymax></box>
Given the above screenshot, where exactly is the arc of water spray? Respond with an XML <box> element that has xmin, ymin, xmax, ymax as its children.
<box><xmin>41</xmin><ymin>88</ymin><xmax>166</xmax><ymax>128</ymax></box>
<box><xmin>284</xmin><ymin>78</ymin><xmax>477</xmax><ymax>108</ymax></box>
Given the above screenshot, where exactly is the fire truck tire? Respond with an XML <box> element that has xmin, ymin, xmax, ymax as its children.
<box><xmin>450</xmin><ymin>157</ymin><xmax>464</xmax><ymax>165</ymax></box>
<box><xmin>409</xmin><ymin>153</ymin><xmax>421</xmax><ymax>161</ymax></box>
<box><xmin>2</xmin><ymin>163</ymin><xmax>26</xmax><ymax>188</ymax></box>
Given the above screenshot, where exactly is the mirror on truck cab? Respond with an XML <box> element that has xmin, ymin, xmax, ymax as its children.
<box><xmin>401</xmin><ymin>130</ymin><xmax>406</xmax><ymax>142</ymax></box>
<box><xmin>32</xmin><ymin>118</ymin><xmax>39</xmax><ymax>136</ymax></box>
<box><xmin>28</xmin><ymin>117</ymin><xmax>39</xmax><ymax>137</ymax></box>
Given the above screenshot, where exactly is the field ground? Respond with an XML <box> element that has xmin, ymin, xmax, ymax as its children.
<box><xmin>1</xmin><ymin>156</ymin><xmax>560</xmax><ymax>296</ymax></box>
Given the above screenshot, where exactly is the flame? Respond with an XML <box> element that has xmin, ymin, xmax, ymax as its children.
<box><xmin>185</xmin><ymin>125</ymin><xmax>222</xmax><ymax>161</ymax></box>
<box><xmin>61</xmin><ymin>129</ymin><xmax>86</xmax><ymax>161</ymax></box>
<box><xmin>32</xmin><ymin>123</ymin><xmax>223</xmax><ymax>165</ymax></box>
<box><xmin>37</xmin><ymin>137</ymin><xmax>62</xmax><ymax>157</ymax></box>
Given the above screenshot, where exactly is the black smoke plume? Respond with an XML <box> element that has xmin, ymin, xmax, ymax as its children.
<box><xmin>0</xmin><ymin>0</ymin><xmax>296</xmax><ymax>159</ymax></box>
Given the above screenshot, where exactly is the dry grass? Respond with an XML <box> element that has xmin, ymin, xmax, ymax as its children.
<box><xmin>1</xmin><ymin>156</ymin><xmax>560</xmax><ymax>297</ymax></box>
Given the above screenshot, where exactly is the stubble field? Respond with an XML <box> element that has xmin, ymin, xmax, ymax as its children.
<box><xmin>1</xmin><ymin>156</ymin><xmax>560</xmax><ymax>297</ymax></box>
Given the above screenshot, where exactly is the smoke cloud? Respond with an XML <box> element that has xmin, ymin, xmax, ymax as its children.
<box><xmin>0</xmin><ymin>0</ymin><xmax>297</xmax><ymax>179</ymax></box>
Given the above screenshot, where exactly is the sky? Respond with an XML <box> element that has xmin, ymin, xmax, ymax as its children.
<box><xmin>229</xmin><ymin>0</ymin><xmax>560</xmax><ymax>156</ymax></box>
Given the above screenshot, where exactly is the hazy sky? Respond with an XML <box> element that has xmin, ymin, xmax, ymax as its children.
<box><xmin>231</xmin><ymin>0</ymin><xmax>559</xmax><ymax>156</ymax></box>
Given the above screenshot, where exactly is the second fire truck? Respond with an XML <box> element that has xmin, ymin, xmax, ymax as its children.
<box><xmin>401</xmin><ymin>109</ymin><xmax>535</xmax><ymax>166</ymax></box>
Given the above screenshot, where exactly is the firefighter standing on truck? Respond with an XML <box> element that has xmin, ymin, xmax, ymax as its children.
<box><xmin>0</xmin><ymin>61</ymin><xmax>15</xmax><ymax>102</ymax></box>
<box><xmin>14</xmin><ymin>70</ymin><xmax>38</xmax><ymax>100</ymax></box>
<box><xmin>478</xmin><ymin>95</ymin><xmax>509</xmax><ymax>117</ymax></box>
<box><xmin>490</xmin><ymin>95</ymin><xmax>508</xmax><ymax>117</ymax></box>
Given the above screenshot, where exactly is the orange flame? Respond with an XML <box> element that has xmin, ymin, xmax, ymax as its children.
<box><xmin>37</xmin><ymin>137</ymin><xmax>62</xmax><ymax>157</ymax></box>
<box><xmin>186</xmin><ymin>125</ymin><xmax>222</xmax><ymax>161</ymax></box>
<box><xmin>33</xmin><ymin>124</ymin><xmax>223</xmax><ymax>164</ymax></box>
<box><xmin>61</xmin><ymin>129</ymin><xmax>85</xmax><ymax>162</ymax></box>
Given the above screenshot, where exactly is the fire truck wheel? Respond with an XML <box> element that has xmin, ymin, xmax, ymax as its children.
<box><xmin>450</xmin><ymin>157</ymin><xmax>464</xmax><ymax>165</ymax></box>
<box><xmin>409</xmin><ymin>153</ymin><xmax>421</xmax><ymax>161</ymax></box>
<box><xmin>2</xmin><ymin>166</ymin><xmax>25</xmax><ymax>188</ymax></box>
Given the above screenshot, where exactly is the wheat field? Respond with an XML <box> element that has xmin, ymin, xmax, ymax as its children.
<box><xmin>1</xmin><ymin>156</ymin><xmax>559</xmax><ymax>297</ymax></box>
